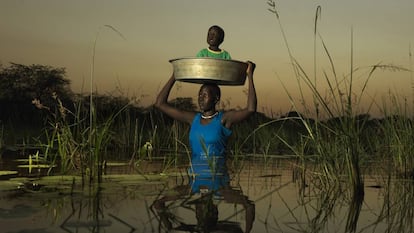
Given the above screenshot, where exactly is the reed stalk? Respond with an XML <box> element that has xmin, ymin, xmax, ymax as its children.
<box><xmin>0</xmin><ymin>124</ymin><xmax>3</xmax><ymax>158</ymax></box>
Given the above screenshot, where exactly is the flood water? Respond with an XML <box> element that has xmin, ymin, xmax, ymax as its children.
<box><xmin>0</xmin><ymin>155</ymin><xmax>412</xmax><ymax>233</ymax></box>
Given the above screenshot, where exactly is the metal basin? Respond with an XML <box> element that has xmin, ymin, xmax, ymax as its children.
<box><xmin>170</xmin><ymin>57</ymin><xmax>247</xmax><ymax>85</ymax></box>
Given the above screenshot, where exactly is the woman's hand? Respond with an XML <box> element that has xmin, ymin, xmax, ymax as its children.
<box><xmin>246</xmin><ymin>61</ymin><xmax>256</xmax><ymax>77</ymax></box>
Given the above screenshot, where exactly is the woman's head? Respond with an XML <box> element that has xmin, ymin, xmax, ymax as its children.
<box><xmin>195</xmin><ymin>199</ymin><xmax>243</xmax><ymax>233</ymax></box>
<box><xmin>195</xmin><ymin>199</ymin><xmax>219</xmax><ymax>231</ymax></box>
<box><xmin>198</xmin><ymin>83</ymin><xmax>221</xmax><ymax>112</ymax></box>
<box><xmin>207</xmin><ymin>25</ymin><xmax>225</xmax><ymax>48</ymax></box>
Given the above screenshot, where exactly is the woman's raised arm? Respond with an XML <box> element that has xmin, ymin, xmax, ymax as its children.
<box><xmin>155</xmin><ymin>73</ymin><xmax>195</xmax><ymax>124</ymax></box>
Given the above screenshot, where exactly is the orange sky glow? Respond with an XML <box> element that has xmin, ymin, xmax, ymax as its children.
<box><xmin>1</xmin><ymin>0</ymin><xmax>413</xmax><ymax>118</ymax></box>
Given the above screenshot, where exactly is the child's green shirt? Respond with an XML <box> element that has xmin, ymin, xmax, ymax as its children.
<box><xmin>196</xmin><ymin>48</ymin><xmax>232</xmax><ymax>59</ymax></box>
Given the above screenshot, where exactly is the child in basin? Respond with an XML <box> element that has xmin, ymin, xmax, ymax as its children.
<box><xmin>196</xmin><ymin>25</ymin><xmax>231</xmax><ymax>60</ymax></box>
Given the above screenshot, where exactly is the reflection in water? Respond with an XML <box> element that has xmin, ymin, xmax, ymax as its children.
<box><xmin>151</xmin><ymin>174</ymin><xmax>255</xmax><ymax>233</ymax></box>
<box><xmin>376</xmin><ymin>178</ymin><xmax>414</xmax><ymax>232</ymax></box>
<box><xmin>345</xmin><ymin>188</ymin><xmax>364</xmax><ymax>233</ymax></box>
<box><xmin>0</xmin><ymin>204</ymin><xmax>40</xmax><ymax>219</ymax></box>
<box><xmin>60</xmin><ymin>184</ymin><xmax>135</xmax><ymax>233</ymax></box>
<box><xmin>284</xmin><ymin>168</ymin><xmax>365</xmax><ymax>233</ymax></box>
<box><xmin>3</xmin><ymin>159</ymin><xmax>414</xmax><ymax>232</ymax></box>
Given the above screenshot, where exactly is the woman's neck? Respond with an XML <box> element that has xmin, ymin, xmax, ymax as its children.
<box><xmin>201</xmin><ymin>110</ymin><xmax>218</xmax><ymax>119</ymax></box>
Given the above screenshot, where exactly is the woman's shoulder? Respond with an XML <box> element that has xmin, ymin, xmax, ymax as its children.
<box><xmin>191</xmin><ymin>112</ymin><xmax>202</xmax><ymax>121</ymax></box>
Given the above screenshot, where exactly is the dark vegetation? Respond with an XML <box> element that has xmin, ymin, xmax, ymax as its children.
<box><xmin>0</xmin><ymin>63</ymin><xmax>409</xmax><ymax>160</ymax></box>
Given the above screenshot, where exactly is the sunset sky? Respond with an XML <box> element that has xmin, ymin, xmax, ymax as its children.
<box><xmin>1</xmin><ymin>0</ymin><xmax>413</xmax><ymax>118</ymax></box>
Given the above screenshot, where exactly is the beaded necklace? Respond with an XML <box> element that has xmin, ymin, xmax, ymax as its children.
<box><xmin>201</xmin><ymin>111</ymin><xmax>218</xmax><ymax>119</ymax></box>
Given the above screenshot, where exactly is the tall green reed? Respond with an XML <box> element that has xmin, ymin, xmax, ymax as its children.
<box><xmin>87</xmin><ymin>25</ymin><xmax>126</xmax><ymax>183</ymax></box>
<box><xmin>36</xmin><ymin>93</ymin><xmax>131</xmax><ymax>183</ymax></box>
<box><xmin>266</xmin><ymin>1</ymin><xmax>409</xmax><ymax>199</ymax></box>
<box><xmin>268</xmin><ymin>1</ymin><xmax>361</xmax><ymax>193</ymax></box>
<box><xmin>377</xmin><ymin>96</ymin><xmax>414</xmax><ymax>178</ymax></box>
<box><xmin>264</xmin><ymin>8</ymin><xmax>413</xmax><ymax>233</ymax></box>
<box><xmin>32</xmin><ymin>25</ymin><xmax>130</xmax><ymax>183</ymax></box>
<box><xmin>0</xmin><ymin>123</ymin><xmax>3</xmax><ymax>158</ymax></box>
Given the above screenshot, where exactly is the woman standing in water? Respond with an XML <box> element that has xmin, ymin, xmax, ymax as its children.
<box><xmin>154</xmin><ymin>61</ymin><xmax>257</xmax><ymax>232</ymax></box>
<box><xmin>155</xmin><ymin>61</ymin><xmax>257</xmax><ymax>192</ymax></box>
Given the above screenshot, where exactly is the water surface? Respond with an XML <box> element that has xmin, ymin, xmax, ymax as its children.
<box><xmin>0</xmin><ymin>156</ymin><xmax>409</xmax><ymax>232</ymax></box>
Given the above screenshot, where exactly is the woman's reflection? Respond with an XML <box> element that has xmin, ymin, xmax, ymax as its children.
<box><xmin>152</xmin><ymin>173</ymin><xmax>255</xmax><ymax>233</ymax></box>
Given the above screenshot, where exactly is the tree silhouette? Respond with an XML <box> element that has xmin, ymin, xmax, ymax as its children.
<box><xmin>0</xmin><ymin>63</ymin><xmax>72</xmax><ymax>103</ymax></box>
<box><xmin>0</xmin><ymin>63</ymin><xmax>73</xmax><ymax>126</ymax></box>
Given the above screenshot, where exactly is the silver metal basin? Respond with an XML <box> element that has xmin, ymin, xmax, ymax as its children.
<box><xmin>170</xmin><ymin>57</ymin><xmax>247</xmax><ymax>85</ymax></box>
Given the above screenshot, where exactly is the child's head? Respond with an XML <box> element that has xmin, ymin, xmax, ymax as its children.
<box><xmin>206</xmin><ymin>25</ymin><xmax>225</xmax><ymax>48</ymax></box>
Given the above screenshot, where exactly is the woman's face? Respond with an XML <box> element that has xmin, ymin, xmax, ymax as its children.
<box><xmin>198</xmin><ymin>86</ymin><xmax>217</xmax><ymax>112</ymax></box>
